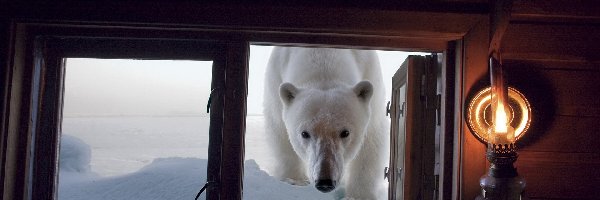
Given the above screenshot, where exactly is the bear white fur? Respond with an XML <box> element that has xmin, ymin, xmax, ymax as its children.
<box><xmin>263</xmin><ymin>47</ymin><xmax>389</xmax><ymax>199</ymax></box>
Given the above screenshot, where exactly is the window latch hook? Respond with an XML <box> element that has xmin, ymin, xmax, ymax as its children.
<box><xmin>207</xmin><ymin>88</ymin><xmax>216</xmax><ymax>113</ymax></box>
<box><xmin>195</xmin><ymin>181</ymin><xmax>217</xmax><ymax>200</ymax></box>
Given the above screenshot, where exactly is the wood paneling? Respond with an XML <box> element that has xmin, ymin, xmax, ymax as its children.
<box><xmin>502</xmin><ymin>23</ymin><xmax>600</xmax><ymax>62</ymax></box>
<box><xmin>503</xmin><ymin>58</ymin><xmax>600</xmax><ymax>198</ymax></box>
<box><xmin>498</xmin><ymin>2</ymin><xmax>600</xmax><ymax>199</ymax></box>
<box><xmin>504</xmin><ymin>59</ymin><xmax>600</xmax><ymax>155</ymax></box>
<box><xmin>512</xmin><ymin>0</ymin><xmax>600</xmax><ymax>23</ymax></box>
<box><xmin>506</xmin><ymin>59</ymin><xmax>599</xmax><ymax>71</ymax></box>
<box><xmin>540</xmin><ymin>70</ymin><xmax>600</xmax><ymax>117</ymax></box>
<box><xmin>516</xmin><ymin>151</ymin><xmax>600</xmax><ymax>199</ymax></box>
<box><xmin>520</xmin><ymin>115</ymin><xmax>600</xmax><ymax>153</ymax></box>
<box><xmin>505</xmin><ymin>61</ymin><xmax>600</xmax><ymax>118</ymax></box>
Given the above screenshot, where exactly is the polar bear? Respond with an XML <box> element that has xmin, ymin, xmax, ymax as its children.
<box><xmin>263</xmin><ymin>47</ymin><xmax>389</xmax><ymax>199</ymax></box>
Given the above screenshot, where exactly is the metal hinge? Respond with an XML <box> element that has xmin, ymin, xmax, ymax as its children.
<box><xmin>384</xmin><ymin>167</ymin><xmax>389</xmax><ymax>181</ymax></box>
<box><xmin>384</xmin><ymin>167</ymin><xmax>403</xmax><ymax>182</ymax></box>
<box><xmin>399</xmin><ymin>102</ymin><xmax>405</xmax><ymax>117</ymax></box>
<box><xmin>386</xmin><ymin>101</ymin><xmax>391</xmax><ymax>117</ymax></box>
<box><xmin>387</xmin><ymin>100</ymin><xmax>406</xmax><ymax>118</ymax></box>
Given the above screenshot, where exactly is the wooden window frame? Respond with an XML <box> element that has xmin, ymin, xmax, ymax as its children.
<box><xmin>1</xmin><ymin>3</ymin><xmax>490</xmax><ymax>200</ymax></box>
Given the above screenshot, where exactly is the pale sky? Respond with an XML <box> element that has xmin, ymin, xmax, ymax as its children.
<box><xmin>63</xmin><ymin>59</ymin><xmax>213</xmax><ymax>116</ymax></box>
<box><xmin>63</xmin><ymin>45</ymin><xmax>428</xmax><ymax>116</ymax></box>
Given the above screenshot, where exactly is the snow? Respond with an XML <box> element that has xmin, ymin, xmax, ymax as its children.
<box><xmin>60</xmin><ymin>116</ymin><xmax>212</xmax><ymax>177</ymax></box>
<box><xmin>58</xmin><ymin>156</ymin><xmax>331</xmax><ymax>200</ymax></box>
<box><xmin>58</xmin><ymin>117</ymin><xmax>333</xmax><ymax>200</ymax></box>
<box><xmin>59</xmin><ymin>135</ymin><xmax>92</xmax><ymax>173</ymax></box>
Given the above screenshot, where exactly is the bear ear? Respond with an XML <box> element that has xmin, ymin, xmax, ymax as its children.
<box><xmin>279</xmin><ymin>82</ymin><xmax>299</xmax><ymax>105</ymax></box>
<box><xmin>353</xmin><ymin>81</ymin><xmax>373</xmax><ymax>102</ymax></box>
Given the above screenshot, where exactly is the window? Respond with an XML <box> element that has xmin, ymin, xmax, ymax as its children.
<box><xmin>2</xmin><ymin>35</ymin><xmax>242</xmax><ymax>199</ymax></box>
<box><xmin>2</xmin><ymin>5</ymin><xmax>480</xmax><ymax>198</ymax></box>
<box><xmin>58</xmin><ymin>58</ymin><xmax>213</xmax><ymax>199</ymax></box>
<box><xmin>4</xmin><ymin>35</ymin><xmax>450</xmax><ymax>200</ymax></box>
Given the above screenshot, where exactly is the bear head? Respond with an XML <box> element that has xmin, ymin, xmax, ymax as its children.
<box><xmin>279</xmin><ymin>80</ymin><xmax>373</xmax><ymax>193</ymax></box>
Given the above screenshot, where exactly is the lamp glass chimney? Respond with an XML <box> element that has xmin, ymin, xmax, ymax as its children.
<box><xmin>489</xmin><ymin>56</ymin><xmax>515</xmax><ymax>144</ymax></box>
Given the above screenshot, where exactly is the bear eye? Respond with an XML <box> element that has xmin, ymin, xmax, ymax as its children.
<box><xmin>301</xmin><ymin>131</ymin><xmax>311</xmax><ymax>139</ymax></box>
<box><xmin>340</xmin><ymin>130</ymin><xmax>350</xmax><ymax>138</ymax></box>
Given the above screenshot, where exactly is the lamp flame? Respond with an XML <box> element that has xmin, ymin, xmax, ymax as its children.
<box><xmin>494</xmin><ymin>101</ymin><xmax>509</xmax><ymax>133</ymax></box>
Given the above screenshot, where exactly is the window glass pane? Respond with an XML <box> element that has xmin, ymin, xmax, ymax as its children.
<box><xmin>395</xmin><ymin>85</ymin><xmax>407</xmax><ymax>200</ymax></box>
<box><xmin>243</xmin><ymin>45</ymin><xmax>424</xmax><ymax>199</ymax></box>
<box><xmin>58</xmin><ymin>58</ymin><xmax>212</xmax><ymax>200</ymax></box>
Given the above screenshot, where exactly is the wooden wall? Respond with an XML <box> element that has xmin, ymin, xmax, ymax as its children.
<box><xmin>500</xmin><ymin>1</ymin><xmax>600</xmax><ymax>199</ymax></box>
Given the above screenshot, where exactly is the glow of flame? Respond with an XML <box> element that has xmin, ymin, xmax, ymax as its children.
<box><xmin>494</xmin><ymin>101</ymin><xmax>509</xmax><ymax>133</ymax></box>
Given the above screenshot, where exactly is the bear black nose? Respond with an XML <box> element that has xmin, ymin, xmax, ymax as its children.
<box><xmin>315</xmin><ymin>179</ymin><xmax>337</xmax><ymax>193</ymax></box>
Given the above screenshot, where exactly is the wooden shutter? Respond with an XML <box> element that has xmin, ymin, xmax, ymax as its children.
<box><xmin>388</xmin><ymin>55</ymin><xmax>439</xmax><ymax>200</ymax></box>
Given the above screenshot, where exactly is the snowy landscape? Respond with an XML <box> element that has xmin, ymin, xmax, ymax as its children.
<box><xmin>58</xmin><ymin>116</ymin><xmax>332</xmax><ymax>200</ymax></box>
<box><xmin>57</xmin><ymin>47</ymin><xmax>423</xmax><ymax>199</ymax></box>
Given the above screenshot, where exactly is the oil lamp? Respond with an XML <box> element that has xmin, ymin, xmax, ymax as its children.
<box><xmin>476</xmin><ymin>54</ymin><xmax>526</xmax><ymax>200</ymax></box>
